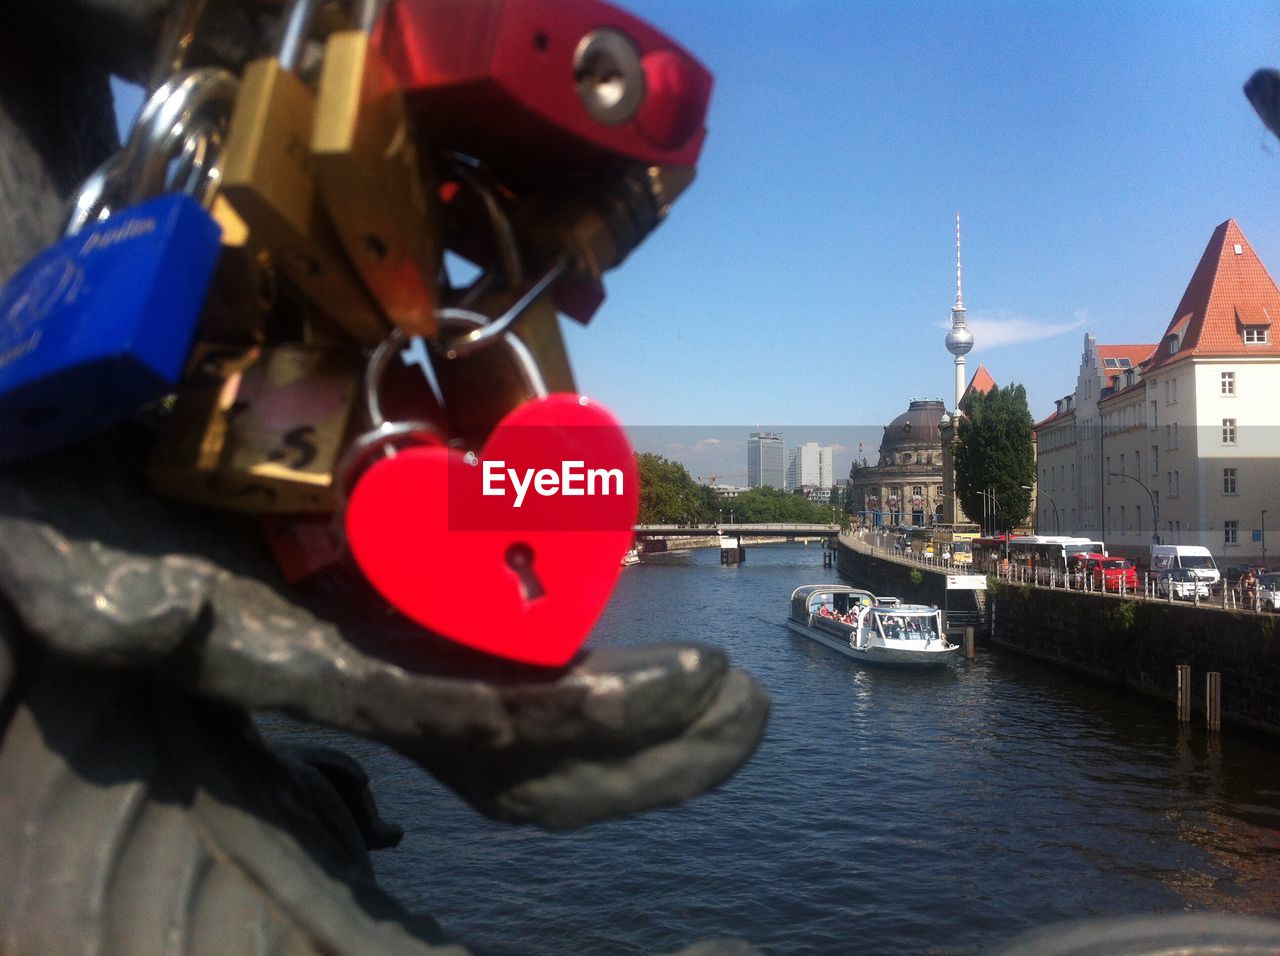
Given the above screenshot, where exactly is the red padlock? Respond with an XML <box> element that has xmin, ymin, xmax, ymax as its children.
<box><xmin>379</xmin><ymin>0</ymin><xmax>713</xmax><ymax>187</ymax></box>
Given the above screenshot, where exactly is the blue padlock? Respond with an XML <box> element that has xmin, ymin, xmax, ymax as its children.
<box><xmin>0</xmin><ymin>68</ymin><xmax>236</xmax><ymax>465</ymax></box>
<box><xmin>0</xmin><ymin>194</ymin><xmax>222</xmax><ymax>463</ymax></box>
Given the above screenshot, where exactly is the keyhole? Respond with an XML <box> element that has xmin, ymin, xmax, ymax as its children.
<box><xmin>505</xmin><ymin>542</ymin><xmax>545</xmax><ymax>602</ymax></box>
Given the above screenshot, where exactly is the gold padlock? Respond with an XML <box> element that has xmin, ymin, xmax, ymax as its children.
<box><xmin>149</xmin><ymin>343</ymin><xmax>364</xmax><ymax>513</ymax></box>
<box><xmin>425</xmin><ymin>286</ymin><xmax>576</xmax><ymax>446</ymax></box>
<box><xmin>197</xmin><ymin>196</ymin><xmax>275</xmax><ymax>345</ymax></box>
<box><xmin>219</xmin><ymin>0</ymin><xmax>390</xmax><ymax>346</ymax></box>
<box><xmin>520</xmin><ymin>166</ymin><xmax>696</xmax><ymax>277</ymax></box>
<box><xmin>513</xmin><ymin>165</ymin><xmax>696</xmax><ymax>323</ymax></box>
<box><xmin>311</xmin><ymin>0</ymin><xmax>441</xmax><ymax>338</ymax></box>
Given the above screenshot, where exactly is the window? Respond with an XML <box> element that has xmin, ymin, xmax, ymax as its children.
<box><xmin>912</xmin><ymin>485</ymin><xmax>923</xmax><ymax>497</ymax></box>
<box><xmin>1164</xmin><ymin>380</ymin><xmax>1177</xmax><ymax>404</ymax></box>
<box><xmin>1173</xmin><ymin>471</ymin><xmax>1179</xmax><ymax>498</ymax></box>
<box><xmin>1166</xmin><ymin>423</ymin><xmax>1178</xmax><ymax>450</ymax></box>
<box><xmin>1225</xmin><ymin>520</ymin><xmax>1239</xmax><ymax>545</ymax></box>
<box><xmin>1150</xmin><ymin>401</ymin><xmax>1158</xmax><ymax>429</ymax></box>
<box><xmin>1223</xmin><ymin>418</ymin><xmax>1237</xmax><ymax>444</ymax></box>
<box><xmin>1224</xmin><ymin>467</ymin><xmax>1238</xmax><ymax>495</ymax></box>
<box><xmin>1221</xmin><ymin>371</ymin><xmax>1236</xmax><ymax>395</ymax></box>
<box><xmin>1167</xmin><ymin>471</ymin><xmax>1173</xmax><ymax>496</ymax></box>
<box><xmin>1151</xmin><ymin>445</ymin><xmax>1159</xmax><ymax>475</ymax></box>
<box><xmin>1244</xmin><ymin>327</ymin><xmax>1269</xmax><ymax>344</ymax></box>
<box><xmin>901</xmin><ymin>453</ymin><xmax>912</xmax><ymax>463</ymax></box>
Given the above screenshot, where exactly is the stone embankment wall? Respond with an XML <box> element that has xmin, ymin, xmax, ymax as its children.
<box><xmin>835</xmin><ymin>534</ymin><xmax>983</xmax><ymax>620</ymax></box>
<box><xmin>989</xmin><ymin>582</ymin><xmax>1280</xmax><ymax>734</ymax></box>
<box><xmin>839</xmin><ymin>534</ymin><xmax>1280</xmax><ymax>733</ymax></box>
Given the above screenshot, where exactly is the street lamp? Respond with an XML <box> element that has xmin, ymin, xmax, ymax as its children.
<box><xmin>1022</xmin><ymin>485</ymin><xmax>1061</xmax><ymax>535</ymax></box>
<box><xmin>1109</xmin><ymin>472</ymin><xmax>1159</xmax><ymax>545</ymax></box>
<box><xmin>978</xmin><ymin>488</ymin><xmax>1000</xmax><ymax>537</ymax></box>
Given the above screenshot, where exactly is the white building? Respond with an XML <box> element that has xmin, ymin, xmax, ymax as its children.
<box><xmin>1035</xmin><ymin>219</ymin><xmax>1280</xmax><ymax>566</ymax></box>
<box><xmin>747</xmin><ymin>431</ymin><xmax>785</xmax><ymax>489</ymax></box>
<box><xmin>786</xmin><ymin>442</ymin><xmax>834</xmax><ymax>492</ymax></box>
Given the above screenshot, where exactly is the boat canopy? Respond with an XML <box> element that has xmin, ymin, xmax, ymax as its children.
<box><xmin>789</xmin><ymin>585</ymin><xmax>876</xmax><ymax>621</ymax></box>
<box><xmin>870</xmin><ymin>606</ymin><xmax>942</xmax><ymax>641</ymax></box>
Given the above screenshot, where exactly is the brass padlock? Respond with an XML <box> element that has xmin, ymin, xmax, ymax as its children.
<box><xmin>149</xmin><ymin>343</ymin><xmax>364</xmax><ymax>513</ymax></box>
<box><xmin>513</xmin><ymin>165</ymin><xmax>695</xmax><ymax>323</ymax></box>
<box><xmin>197</xmin><ymin>196</ymin><xmax>275</xmax><ymax>345</ymax></box>
<box><xmin>311</xmin><ymin>0</ymin><xmax>441</xmax><ymax>338</ymax></box>
<box><xmin>423</xmin><ymin>285</ymin><xmax>576</xmax><ymax>446</ymax></box>
<box><xmin>219</xmin><ymin>0</ymin><xmax>390</xmax><ymax>345</ymax></box>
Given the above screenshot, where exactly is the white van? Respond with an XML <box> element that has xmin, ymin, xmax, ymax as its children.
<box><xmin>1149</xmin><ymin>545</ymin><xmax>1220</xmax><ymax>585</ymax></box>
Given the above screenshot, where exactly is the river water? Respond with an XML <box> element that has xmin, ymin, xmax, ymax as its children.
<box><xmin>264</xmin><ymin>544</ymin><xmax>1280</xmax><ymax>954</ymax></box>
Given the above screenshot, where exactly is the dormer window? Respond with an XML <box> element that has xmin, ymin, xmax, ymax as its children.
<box><xmin>1244</xmin><ymin>326</ymin><xmax>1269</xmax><ymax>344</ymax></box>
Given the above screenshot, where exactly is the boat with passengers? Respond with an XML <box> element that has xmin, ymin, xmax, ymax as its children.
<box><xmin>786</xmin><ymin>584</ymin><xmax>959</xmax><ymax>668</ymax></box>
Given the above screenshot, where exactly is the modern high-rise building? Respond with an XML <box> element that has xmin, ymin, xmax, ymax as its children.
<box><xmin>787</xmin><ymin>442</ymin><xmax>834</xmax><ymax>491</ymax></box>
<box><xmin>747</xmin><ymin>432</ymin><xmax>786</xmax><ymax>489</ymax></box>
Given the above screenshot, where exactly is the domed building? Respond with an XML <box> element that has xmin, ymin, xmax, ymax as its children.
<box><xmin>848</xmin><ymin>399</ymin><xmax>947</xmax><ymax>527</ymax></box>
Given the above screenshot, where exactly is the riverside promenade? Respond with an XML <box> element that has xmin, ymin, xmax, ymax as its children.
<box><xmin>837</xmin><ymin>529</ymin><xmax>1280</xmax><ymax>735</ymax></box>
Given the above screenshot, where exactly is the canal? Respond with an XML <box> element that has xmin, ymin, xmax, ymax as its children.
<box><xmin>262</xmin><ymin>544</ymin><xmax>1280</xmax><ymax>954</ymax></box>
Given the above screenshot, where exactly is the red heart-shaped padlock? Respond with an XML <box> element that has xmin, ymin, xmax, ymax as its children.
<box><xmin>345</xmin><ymin>394</ymin><xmax>637</xmax><ymax>666</ymax></box>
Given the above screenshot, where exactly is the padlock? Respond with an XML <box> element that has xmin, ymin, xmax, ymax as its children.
<box><xmin>380</xmin><ymin>0</ymin><xmax>713</xmax><ymax>190</ymax></box>
<box><xmin>0</xmin><ymin>70</ymin><xmax>233</xmax><ymax>464</ymax></box>
<box><xmin>412</xmin><ymin>282</ymin><xmax>575</xmax><ymax>448</ymax></box>
<box><xmin>219</xmin><ymin>0</ymin><xmax>391</xmax><ymax>346</ymax></box>
<box><xmin>514</xmin><ymin>164</ymin><xmax>696</xmax><ymax>323</ymax></box>
<box><xmin>311</xmin><ymin>0</ymin><xmax>441</xmax><ymax>338</ymax></box>
<box><xmin>148</xmin><ymin>342</ymin><xmax>365</xmax><ymax>513</ymax></box>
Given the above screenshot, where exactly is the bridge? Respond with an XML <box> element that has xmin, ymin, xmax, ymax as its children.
<box><xmin>632</xmin><ymin>523</ymin><xmax>841</xmax><ymax>552</ymax></box>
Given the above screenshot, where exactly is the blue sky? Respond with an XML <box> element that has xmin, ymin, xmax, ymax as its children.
<box><xmin>560</xmin><ymin>0</ymin><xmax>1280</xmax><ymax>432</ymax></box>
<box><xmin>113</xmin><ymin>1</ymin><xmax>1280</xmax><ymax>474</ymax></box>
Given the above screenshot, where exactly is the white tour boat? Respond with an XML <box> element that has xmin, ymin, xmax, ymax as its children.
<box><xmin>786</xmin><ymin>584</ymin><xmax>960</xmax><ymax>668</ymax></box>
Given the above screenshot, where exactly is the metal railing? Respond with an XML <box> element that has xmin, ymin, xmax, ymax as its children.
<box><xmin>840</xmin><ymin>529</ymin><xmax>1270</xmax><ymax>614</ymax></box>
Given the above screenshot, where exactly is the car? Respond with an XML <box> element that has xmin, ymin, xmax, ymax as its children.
<box><xmin>1067</xmin><ymin>552</ymin><xmax>1137</xmax><ymax>591</ymax></box>
<box><xmin>1257</xmin><ymin>573</ymin><xmax>1280</xmax><ymax>611</ymax></box>
<box><xmin>1157</xmin><ymin>567</ymin><xmax>1212</xmax><ymax>600</ymax></box>
<box><xmin>1086</xmin><ymin>556</ymin><xmax>1138</xmax><ymax>592</ymax></box>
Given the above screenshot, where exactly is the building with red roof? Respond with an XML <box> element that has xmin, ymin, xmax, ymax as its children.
<box><xmin>1034</xmin><ymin>219</ymin><xmax>1280</xmax><ymax>565</ymax></box>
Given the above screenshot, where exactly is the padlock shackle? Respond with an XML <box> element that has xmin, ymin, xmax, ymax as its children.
<box><xmin>436</xmin><ymin>259</ymin><xmax>566</xmax><ymax>361</ymax></box>
<box><xmin>449</xmin><ymin>159</ymin><xmax>524</xmax><ymax>292</ymax></box>
<box><xmin>64</xmin><ymin>155</ymin><xmax>125</xmax><ymax>236</ymax></box>
<box><xmin>432</xmin><ymin>312</ymin><xmax>552</xmax><ymax>401</ymax></box>
<box><xmin>278</xmin><ymin>0</ymin><xmax>363</xmax><ymax>71</ymax></box>
<box><xmin>121</xmin><ymin>69</ymin><xmax>239</xmax><ymax>208</ymax></box>
<box><xmin>149</xmin><ymin>0</ymin><xmax>210</xmax><ymax>91</ymax></box>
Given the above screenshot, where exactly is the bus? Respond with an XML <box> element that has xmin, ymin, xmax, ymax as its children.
<box><xmin>1009</xmin><ymin>536</ymin><xmax>1106</xmax><ymax>579</ymax></box>
<box><xmin>973</xmin><ymin>535</ymin><xmax>1106</xmax><ymax>576</ymax></box>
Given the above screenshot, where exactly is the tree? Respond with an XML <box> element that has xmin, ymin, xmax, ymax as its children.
<box><xmin>636</xmin><ymin>453</ymin><xmax>710</xmax><ymax>524</ymax></box>
<box><xmin>954</xmin><ymin>384</ymin><xmax>1035</xmax><ymax>534</ymax></box>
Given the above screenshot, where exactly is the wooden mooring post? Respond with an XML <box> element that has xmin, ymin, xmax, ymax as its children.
<box><xmin>1206</xmin><ymin>671</ymin><xmax>1222</xmax><ymax>731</ymax></box>
<box><xmin>964</xmin><ymin>625</ymin><xmax>975</xmax><ymax>660</ymax></box>
<box><xmin>1176</xmin><ymin>664</ymin><xmax>1191</xmax><ymax>722</ymax></box>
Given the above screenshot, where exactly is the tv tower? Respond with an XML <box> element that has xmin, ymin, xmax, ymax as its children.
<box><xmin>944</xmin><ymin>213</ymin><xmax>974</xmax><ymax>409</ymax></box>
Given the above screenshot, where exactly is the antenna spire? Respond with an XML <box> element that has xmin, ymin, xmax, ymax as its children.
<box><xmin>955</xmin><ymin>212</ymin><xmax>963</xmax><ymax>309</ymax></box>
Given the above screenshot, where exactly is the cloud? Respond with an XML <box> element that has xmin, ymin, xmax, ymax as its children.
<box><xmin>695</xmin><ymin>438</ymin><xmax>722</xmax><ymax>450</ymax></box>
<box><xmin>940</xmin><ymin>310</ymin><xmax>1086</xmax><ymax>349</ymax></box>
